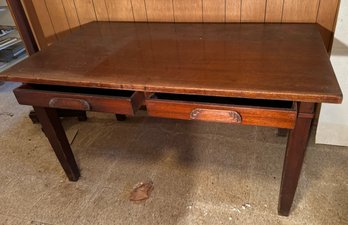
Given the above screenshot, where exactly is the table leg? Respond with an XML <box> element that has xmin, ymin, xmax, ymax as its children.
<box><xmin>278</xmin><ymin>103</ymin><xmax>315</xmax><ymax>216</ymax></box>
<box><xmin>115</xmin><ymin>114</ymin><xmax>127</xmax><ymax>121</ymax></box>
<box><xmin>277</xmin><ymin>128</ymin><xmax>288</xmax><ymax>137</ymax></box>
<box><xmin>29</xmin><ymin>109</ymin><xmax>87</xmax><ymax>124</ymax></box>
<box><xmin>33</xmin><ymin>107</ymin><xmax>80</xmax><ymax>181</ymax></box>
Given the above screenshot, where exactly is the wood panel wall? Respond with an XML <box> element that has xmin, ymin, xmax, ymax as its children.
<box><xmin>21</xmin><ymin>0</ymin><xmax>340</xmax><ymax>52</ymax></box>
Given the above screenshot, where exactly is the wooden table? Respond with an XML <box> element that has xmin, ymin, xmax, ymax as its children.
<box><xmin>0</xmin><ymin>22</ymin><xmax>342</xmax><ymax>216</ymax></box>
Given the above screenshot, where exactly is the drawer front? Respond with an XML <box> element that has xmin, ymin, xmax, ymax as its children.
<box><xmin>14</xmin><ymin>84</ymin><xmax>145</xmax><ymax>115</ymax></box>
<box><xmin>146</xmin><ymin>98</ymin><xmax>297</xmax><ymax>129</ymax></box>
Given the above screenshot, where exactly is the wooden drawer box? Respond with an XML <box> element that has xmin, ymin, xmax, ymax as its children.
<box><xmin>146</xmin><ymin>93</ymin><xmax>297</xmax><ymax>129</ymax></box>
<box><xmin>14</xmin><ymin>84</ymin><xmax>145</xmax><ymax>115</ymax></box>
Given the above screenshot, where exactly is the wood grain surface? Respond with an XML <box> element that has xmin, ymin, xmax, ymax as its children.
<box><xmin>145</xmin><ymin>0</ymin><xmax>174</xmax><ymax>22</ymax></box>
<box><xmin>265</xmin><ymin>0</ymin><xmax>284</xmax><ymax>22</ymax></box>
<box><xmin>105</xmin><ymin>0</ymin><xmax>134</xmax><ymax>21</ymax></box>
<box><xmin>173</xmin><ymin>0</ymin><xmax>202</xmax><ymax>22</ymax></box>
<box><xmin>282</xmin><ymin>0</ymin><xmax>320</xmax><ymax>22</ymax></box>
<box><xmin>0</xmin><ymin>22</ymin><xmax>342</xmax><ymax>103</ymax></box>
<box><xmin>93</xmin><ymin>0</ymin><xmax>109</xmax><ymax>21</ymax></box>
<box><xmin>146</xmin><ymin>96</ymin><xmax>297</xmax><ymax>128</ymax></box>
<box><xmin>22</xmin><ymin>0</ymin><xmax>56</xmax><ymax>48</ymax></box>
<box><xmin>45</xmin><ymin>0</ymin><xmax>71</xmax><ymax>39</ymax></box>
<box><xmin>226</xmin><ymin>0</ymin><xmax>241</xmax><ymax>22</ymax></box>
<box><xmin>14</xmin><ymin>84</ymin><xmax>145</xmax><ymax>115</ymax></box>
<box><xmin>73</xmin><ymin>0</ymin><xmax>97</xmax><ymax>25</ymax></box>
<box><xmin>21</xmin><ymin>0</ymin><xmax>340</xmax><ymax>52</ymax></box>
<box><xmin>241</xmin><ymin>0</ymin><xmax>267</xmax><ymax>22</ymax></box>
<box><xmin>61</xmin><ymin>0</ymin><xmax>81</xmax><ymax>29</ymax></box>
<box><xmin>203</xmin><ymin>0</ymin><xmax>225</xmax><ymax>22</ymax></box>
<box><xmin>131</xmin><ymin>0</ymin><xmax>147</xmax><ymax>21</ymax></box>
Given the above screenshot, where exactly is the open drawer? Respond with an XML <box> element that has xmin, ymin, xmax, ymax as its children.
<box><xmin>146</xmin><ymin>93</ymin><xmax>297</xmax><ymax>129</ymax></box>
<box><xmin>14</xmin><ymin>84</ymin><xmax>145</xmax><ymax>115</ymax></box>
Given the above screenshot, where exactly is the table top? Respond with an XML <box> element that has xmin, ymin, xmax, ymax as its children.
<box><xmin>0</xmin><ymin>22</ymin><xmax>342</xmax><ymax>103</ymax></box>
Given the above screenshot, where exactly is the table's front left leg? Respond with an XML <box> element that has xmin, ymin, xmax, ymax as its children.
<box><xmin>34</xmin><ymin>107</ymin><xmax>80</xmax><ymax>181</ymax></box>
<box><xmin>278</xmin><ymin>102</ymin><xmax>315</xmax><ymax>216</ymax></box>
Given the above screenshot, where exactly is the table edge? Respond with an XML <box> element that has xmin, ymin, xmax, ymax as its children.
<box><xmin>0</xmin><ymin>76</ymin><xmax>343</xmax><ymax>104</ymax></box>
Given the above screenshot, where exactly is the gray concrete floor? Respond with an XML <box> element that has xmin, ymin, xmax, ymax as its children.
<box><xmin>0</xmin><ymin>82</ymin><xmax>347</xmax><ymax>225</ymax></box>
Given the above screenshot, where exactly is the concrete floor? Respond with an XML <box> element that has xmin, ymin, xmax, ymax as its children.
<box><xmin>0</xmin><ymin>82</ymin><xmax>347</xmax><ymax>225</ymax></box>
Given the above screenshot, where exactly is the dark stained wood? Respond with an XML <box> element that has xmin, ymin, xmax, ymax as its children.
<box><xmin>190</xmin><ymin>108</ymin><xmax>242</xmax><ymax>124</ymax></box>
<box><xmin>29</xmin><ymin>110</ymin><xmax>40</xmax><ymax>124</ymax></box>
<box><xmin>14</xmin><ymin>84</ymin><xmax>145</xmax><ymax>115</ymax></box>
<box><xmin>146</xmin><ymin>94</ymin><xmax>297</xmax><ymax>129</ymax></box>
<box><xmin>29</xmin><ymin>109</ymin><xmax>87</xmax><ymax>124</ymax></box>
<box><xmin>1</xmin><ymin>22</ymin><xmax>344</xmax><ymax>216</ymax></box>
<box><xmin>48</xmin><ymin>97</ymin><xmax>91</xmax><ymax>111</ymax></box>
<box><xmin>22</xmin><ymin>0</ymin><xmax>340</xmax><ymax>52</ymax></box>
<box><xmin>278</xmin><ymin>102</ymin><xmax>314</xmax><ymax>216</ymax></box>
<box><xmin>115</xmin><ymin>114</ymin><xmax>127</xmax><ymax>121</ymax></box>
<box><xmin>277</xmin><ymin>128</ymin><xmax>289</xmax><ymax>137</ymax></box>
<box><xmin>6</xmin><ymin>0</ymin><xmax>39</xmax><ymax>55</ymax></box>
<box><xmin>6</xmin><ymin>0</ymin><xmax>42</xmax><ymax>126</ymax></box>
<box><xmin>33</xmin><ymin>107</ymin><xmax>80</xmax><ymax>181</ymax></box>
<box><xmin>6</xmin><ymin>0</ymin><xmax>87</xmax><ymax>124</ymax></box>
<box><xmin>58</xmin><ymin>110</ymin><xmax>87</xmax><ymax>121</ymax></box>
<box><xmin>0</xmin><ymin>22</ymin><xmax>342</xmax><ymax>104</ymax></box>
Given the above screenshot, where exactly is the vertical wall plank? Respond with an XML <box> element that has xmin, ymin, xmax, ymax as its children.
<box><xmin>173</xmin><ymin>0</ymin><xmax>202</xmax><ymax>22</ymax></box>
<box><xmin>226</xmin><ymin>0</ymin><xmax>241</xmax><ymax>22</ymax></box>
<box><xmin>21</xmin><ymin>0</ymin><xmax>47</xmax><ymax>49</ymax></box>
<box><xmin>241</xmin><ymin>0</ymin><xmax>266</xmax><ymax>22</ymax></box>
<box><xmin>31</xmin><ymin>0</ymin><xmax>56</xmax><ymax>43</ymax></box>
<box><xmin>131</xmin><ymin>0</ymin><xmax>147</xmax><ymax>21</ymax></box>
<box><xmin>317</xmin><ymin>0</ymin><xmax>340</xmax><ymax>31</ymax></box>
<box><xmin>22</xmin><ymin>0</ymin><xmax>341</xmax><ymax>53</ymax></box>
<box><xmin>145</xmin><ymin>0</ymin><xmax>174</xmax><ymax>22</ymax></box>
<box><xmin>22</xmin><ymin>0</ymin><xmax>56</xmax><ymax>49</ymax></box>
<box><xmin>74</xmin><ymin>0</ymin><xmax>97</xmax><ymax>25</ymax></box>
<box><xmin>317</xmin><ymin>0</ymin><xmax>340</xmax><ymax>51</ymax></box>
<box><xmin>265</xmin><ymin>0</ymin><xmax>284</xmax><ymax>22</ymax></box>
<box><xmin>61</xmin><ymin>0</ymin><xmax>80</xmax><ymax>29</ymax></box>
<box><xmin>45</xmin><ymin>0</ymin><xmax>70</xmax><ymax>39</ymax></box>
<box><xmin>203</xmin><ymin>0</ymin><xmax>225</xmax><ymax>22</ymax></box>
<box><xmin>93</xmin><ymin>0</ymin><xmax>109</xmax><ymax>21</ymax></box>
<box><xmin>105</xmin><ymin>0</ymin><xmax>134</xmax><ymax>21</ymax></box>
<box><xmin>282</xmin><ymin>0</ymin><xmax>320</xmax><ymax>22</ymax></box>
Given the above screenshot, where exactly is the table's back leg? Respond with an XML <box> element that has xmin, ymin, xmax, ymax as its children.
<box><xmin>29</xmin><ymin>109</ymin><xmax>87</xmax><ymax>124</ymax></box>
<box><xmin>278</xmin><ymin>103</ymin><xmax>315</xmax><ymax>216</ymax></box>
<box><xmin>33</xmin><ymin>107</ymin><xmax>80</xmax><ymax>181</ymax></box>
<box><xmin>277</xmin><ymin>128</ymin><xmax>289</xmax><ymax>137</ymax></box>
<box><xmin>115</xmin><ymin>114</ymin><xmax>127</xmax><ymax>121</ymax></box>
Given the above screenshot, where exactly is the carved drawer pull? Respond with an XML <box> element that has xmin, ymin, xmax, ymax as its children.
<box><xmin>49</xmin><ymin>97</ymin><xmax>91</xmax><ymax>111</ymax></box>
<box><xmin>190</xmin><ymin>108</ymin><xmax>242</xmax><ymax>123</ymax></box>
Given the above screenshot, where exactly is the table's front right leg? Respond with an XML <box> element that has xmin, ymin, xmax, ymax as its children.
<box><xmin>33</xmin><ymin>107</ymin><xmax>80</xmax><ymax>181</ymax></box>
<box><xmin>278</xmin><ymin>102</ymin><xmax>315</xmax><ymax>216</ymax></box>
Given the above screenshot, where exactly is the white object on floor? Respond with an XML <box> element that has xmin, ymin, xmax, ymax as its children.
<box><xmin>316</xmin><ymin>1</ymin><xmax>348</xmax><ymax>146</ymax></box>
